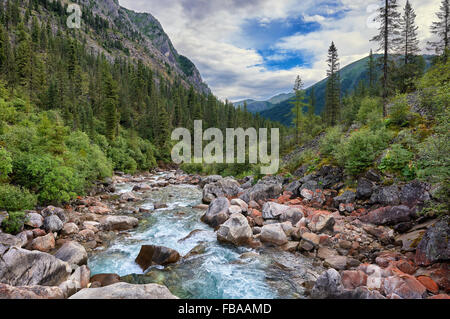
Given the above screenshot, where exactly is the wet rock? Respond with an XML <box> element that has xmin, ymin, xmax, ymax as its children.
<box><xmin>311</xmin><ymin>269</ymin><xmax>344</xmax><ymax>299</ymax></box>
<box><xmin>356</xmin><ymin>178</ymin><xmax>374</xmax><ymax>199</ymax></box>
<box><xmin>25</xmin><ymin>212</ymin><xmax>44</xmax><ymax>228</ymax></box>
<box><xmin>383</xmin><ymin>274</ymin><xmax>427</xmax><ymax>299</ymax></box>
<box><xmin>281</xmin><ymin>241</ymin><xmax>299</xmax><ymax>252</ymax></box>
<box><xmin>135</xmin><ymin>245</ymin><xmax>181</xmax><ymax>270</ymax></box>
<box><xmin>400</xmin><ymin>181</ymin><xmax>430</xmax><ymax>207</ymax></box>
<box><xmin>100</xmin><ymin>216</ymin><xmax>139</xmax><ymax>231</ymax></box>
<box><xmin>54</xmin><ymin>241</ymin><xmax>88</xmax><ymax>268</ymax></box>
<box><xmin>41</xmin><ymin>206</ymin><xmax>68</xmax><ymax>223</ymax></box>
<box><xmin>154</xmin><ymin>203</ymin><xmax>168</xmax><ymax>210</ymax></box>
<box><xmin>69</xmin><ymin>282</ymin><xmax>178</xmax><ymax>299</ymax></box>
<box><xmin>360</xmin><ymin>206</ymin><xmax>414</xmax><ymax>226</ymax></box>
<box><xmin>0</xmin><ymin>247</ymin><xmax>71</xmax><ymax>286</ymax></box>
<box><xmin>42</xmin><ymin>215</ymin><xmax>63</xmax><ymax>233</ymax></box>
<box><xmin>88</xmin><ymin>206</ymin><xmax>112</xmax><ymax>215</ymax></box>
<box><xmin>201</xmin><ymin>197</ymin><xmax>230</xmax><ymax>227</ymax></box>
<box><xmin>78</xmin><ymin>229</ymin><xmax>95</xmax><ymax>242</ymax></box>
<box><xmin>239</xmin><ymin>178</ymin><xmax>283</xmax><ymax>203</ymax></box>
<box><xmin>90</xmin><ymin>274</ymin><xmax>121</xmax><ymax>287</ymax></box>
<box><xmin>260</xmin><ymin>223</ymin><xmax>288</xmax><ymax>246</ymax></box>
<box><xmin>30</xmin><ymin>233</ymin><xmax>55</xmax><ymax>252</ymax></box>
<box><xmin>217</xmin><ymin>213</ymin><xmax>252</xmax><ymax>246</ymax></box>
<box><xmin>202</xmin><ymin>177</ymin><xmax>243</xmax><ymax>204</ymax></box>
<box><xmin>370</xmin><ymin>185</ymin><xmax>400</xmax><ymax>206</ymax></box>
<box><xmin>61</xmin><ymin>223</ymin><xmax>79</xmax><ymax>236</ymax></box>
<box><xmin>184</xmin><ymin>244</ymin><xmax>206</xmax><ymax>259</ymax></box>
<box><xmin>0</xmin><ymin>283</ymin><xmax>64</xmax><ymax>299</ymax></box>
<box><xmin>199</xmin><ymin>175</ymin><xmax>223</xmax><ymax>188</ymax></box>
<box><xmin>415</xmin><ymin>217</ymin><xmax>450</xmax><ymax>266</ymax></box>
<box><xmin>132</xmin><ymin>183</ymin><xmax>152</xmax><ymax>191</ymax></box>
<box><xmin>120</xmin><ymin>192</ymin><xmax>140</xmax><ymax>202</ymax></box>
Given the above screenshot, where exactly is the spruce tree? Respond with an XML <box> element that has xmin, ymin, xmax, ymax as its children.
<box><xmin>398</xmin><ymin>0</ymin><xmax>420</xmax><ymax>65</ymax></box>
<box><xmin>103</xmin><ymin>73</ymin><xmax>119</xmax><ymax>141</ymax></box>
<box><xmin>15</xmin><ymin>24</ymin><xmax>32</xmax><ymax>89</ymax></box>
<box><xmin>324</xmin><ymin>42</ymin><xmax>341</xmax><ymax>126</ymax></box>
<box><xmin>428</xmin><ymin>0</ymin><xmax>450</xmax><ymax>57</ymax></box>
<box><xmin>291</xmin><ymin>75</ymin><xmax>308</xmax><ymax>144</ymax></box>
<box><xmin>0</xmin><ymin>24</ymin><xmax>6</xmax><ymax>71</ymax></box>
<box><xmin>308</xmin><ymin>86</ymin><xmax>316</xmax><ymax>117</ymax></box>
<box><xmin>370</xmin><ymin>0</ymin><xmax>401</xmax><ymax>117</ymax></box>
<box><xmin>367</xmin><ymin>49</ymin><xmax>376</xmax><ymax>93</ymax></box>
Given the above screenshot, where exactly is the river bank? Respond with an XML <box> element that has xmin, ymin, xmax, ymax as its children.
<box><xmin>0</xmin><ymin>168</ymin><xmax>448</xmax><ymax>299</ymax></box>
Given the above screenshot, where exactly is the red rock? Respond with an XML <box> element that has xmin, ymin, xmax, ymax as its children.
<box><xmin>250</xmin><ymin>209</ymin><xmax>262</xmax><ymax>218</ymax></box>
<box><xmin>288</xmin><ymin>199</ymin><xmax>302</xmax><ymax>205</ymax></box>
<box><xmin>427</xmin><ymin>294</ymin><xmax>450</xmax><ymax>299</ymax></box>
<box><xmin>32</xmin><ymin>228</ymin><xmax>47</xmax><ymax>237</ymax></box>
<box><xmin>277</xmin><ymin>195</ymin><xmax>291</xmax><ymax>204</ymax></box>
<box><xmin>30</xmin><ymin>233</ymin><xmax>55</xmax><ymax>252</ymax></box>
<box><xmin>417</xmin><ymin>276</ymin><xmax>439</xmax><ymax>294</ymax></box>
<box><xmin>341</xmin><ymin>270</ymin><xmax>368</xmax><ymax>289</ymax></box>
<box><xmin>391</xmin><ymin>260</ymin><xmax>417</xmax><ymax>275</ymax></box>
<box><xmin>383</xmin><ymin>273</ymin><xmax>427</xmax><ymax>299</ymax></box>
<box><xmin>416</xmin><ymin>263</ymin><xmax>449</xmax><ymax>293</ymax></box>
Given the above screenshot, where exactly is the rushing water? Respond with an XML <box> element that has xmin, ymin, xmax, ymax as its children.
<box><xmin>88</xmin><ymin>173</ymin><xmax>321</xmax><ymax>299</ymax></box>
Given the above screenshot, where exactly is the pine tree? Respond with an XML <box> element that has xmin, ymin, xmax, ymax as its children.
<box><xmin>428</xmin><ymin>0</ymin><xmax>450</xmax><ymax>57</ymax></box>
<box><xmin>291</xmin><ymin>75</ymin><xmax>308</xmax><ymax>144</ymax></box>
<box><xmin>15</xmin><ymin>24</ymin><xmax>32</xmax><ymax>89</ymax></box>
<box><xmin>398</xmin><ymin>1</ymin><xmax>420</xmax><ymax>65</ymax></box>
<box><xmin>367</xmin><ymin>49</ymin><xmax>376</xmax><ymax>92</ymax></box>
<box><xmin>0</xmin><ymin>24</ymin><xmax>6</xmax><ymax>71</ymax></box>
<box><xmin>103</xmin><ymin>73</ymin><xmax>119</xmax><ymax>141</ymax></box>
<box><xmin>370</xmin><ymin>0</ymin><xmax>401</xmax><ymax>117</ymax></box>
<box><xmin>324</xmin><ymin>42</ymin><xmax>341</xmax><ymax>126</ymax></box>
<box><xmin>308</xmin><ymin>86</ymin><xmax>316</xmax><ymax>117</ymax></box>
<box><xmin>154</xmin><ymin>100</ymin><xmax>171</xmax><ymax>158</ymax></box>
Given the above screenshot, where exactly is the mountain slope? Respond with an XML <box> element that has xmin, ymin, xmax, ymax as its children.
<box><xmin>260</xmin><ymin>54</ymin><xmax>435</xmax><ymax>126</ymax></box>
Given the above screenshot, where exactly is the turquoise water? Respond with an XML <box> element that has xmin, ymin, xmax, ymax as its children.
<box><xmin>88</xmin><ymin>178</ymin><xmax>279</xmax><ymax>299</ymax></box>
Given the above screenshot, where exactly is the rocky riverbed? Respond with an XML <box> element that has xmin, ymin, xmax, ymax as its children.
<box><xmin>0</xmin><ymin>168</ymin><xmax>448</xmax><ymax>299</ymax></box>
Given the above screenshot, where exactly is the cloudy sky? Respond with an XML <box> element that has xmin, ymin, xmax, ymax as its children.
<box><xmin>119</xmin><ymin>0</ymin><xmax>441</xmax><ymax>102</ymax></box>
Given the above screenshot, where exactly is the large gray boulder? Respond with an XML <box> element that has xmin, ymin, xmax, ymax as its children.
<box><xmin>0</xmin><ymin>232</ymin><xmax>25</xmax><ymax>249</ymax></box>
<box><xmin>54</xmin><ymin>241</ymin><xmax>88</xmax><ymax>268</ymax></box>
<box><xmin>415</xmin><ymin>216</ymin><xmax>450</xmax><ymax>266</ymax></box>
<box><xmin>0</xmin><ymin>247</ymin><xmax>71</xmax><ymax>286</ymax></box>
<box><xmin>356</xmin><ymin>178</ymin><xmax>375</xmax><ymax>199</ymax></box>
<box><xmin>400</xmin><ymin>181</ymin><xmax>430</xmax><ymax>207</ymax></box>
<box><xmin>41</xmin><ymin>206</ymin><xmax>68</xmax><ymax>223</ymax></box>
<box><xmin>261</xmin><ymin>202</ymin><xmax>303</xmax><ymax>225</ymax></box>
<box><xmin>239</xmin><ymin>177</ymin><xmax>283</xmax><ymax>203</ymax></box>
<box><xmin>217</xmin><ymin>213</ymin><xmax>252</xmax><ymax>246</ymax></box>
<box><xmin>69</xmin><ymin>282</ymin><xmax>178</xmax><ymax>299</ymax></box>
<box><xmin>202</xmin><ymin>177</ymin><xmax>243</xmax><ymax>204</ymax></box>
<box><xmin>311</xmin><ymin>269</ymin><xmax>344</xmax><ymax>299</ymax></box>
<box><xmin>370</xmin><ymin>185</ymin><xmax>401</xmax><ymax>206</ymax></box>
<box><xmin>201</xmin><ymin>197</ymin><xmax>230</xmax><ymax>227</ymax></box>
<box><xmin>25</xmin><ymin>212</ymin><xmax>44</xmax><ymax>228</ymax></box>
<box><xmin>99</xmin><ymin>216</ymin><xmax>139</xmax><ymax>231</ymax></box>
<box><xmin>199</xmin><ymin>175</ymin><xmax>223</xmax><ymax>188</ymax></box>
<box><xmin>42</xmin><ymin>215</ymin><xmax>63</xmax><ymax>233</ymax></box>
<box><xmin>360</xmin><ymin>206</ymin><xmax>415</xmax><ymax>226</ymax></box>
<box><xmin>260</xmin><ymin>223</ymin><xmax>288</xmax><ymax>246</ymax></box>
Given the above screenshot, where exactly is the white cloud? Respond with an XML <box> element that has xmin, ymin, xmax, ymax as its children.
<box><xmin>119</xmin><ymin>0</ymin><xmax>441</xmax><ymax>102</ymax></box>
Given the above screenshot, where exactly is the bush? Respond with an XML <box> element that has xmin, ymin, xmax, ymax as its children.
<box><xmin>389</xmin><ymin>94</ymin><xmax>411</xmax><ymax>127</ymax></box>
<box><xmin>357</xmin><ymin>97</ymin><xmax>383</xmax><ymax>125</ymax></box>
<box><xmin>379</xmin><ymin>144</ymin><xmax>415</xmax><ymax>178</ymax></box>
<box><xmin>0</xmin><ymin>147</ymin><xmax>12</xmax><ymax>180</ymax></box>
<box><xmin>0</xmin><ymin>184</ymin><xmax>37</xmax><ymax>212</ymax></box>
<box><xmin>333</xmin><ymin>127</ymin><xmax>391</xmax><ymax>175</ymax></box>
<box><xmin>1</xmin><ymin>211</ymin><xmax>27</xmax><ymax>235</ymax></box>
<box><xmin>320</xmin><ymin>126</ymin><xmax>343</xmax><ymax>156</ymax></box>
<box><xmin>418</xmin><ymin>58</ymin><xmax>450</xmax><ymax>115</ymax></box>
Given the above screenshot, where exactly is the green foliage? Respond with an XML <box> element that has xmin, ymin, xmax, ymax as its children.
<box><xmin>0</xmin><ymin>147</ymin><xmax>12</xmax><ymax>180</ymax></box>
<box><xmin>333</xmin><ymin>127</ymin><xmax>391</xmax><ymax>175</ymax></box>
<box><xmin>320</xmin><ymin>126</ymin><xmax>343</xmax><ymax>156</ymax></box>
<box><xmin>379</xmin><ymin>144</ymin><xmax>415</xmax><ymax>178</ymax></box>
<box><xmin>388</xmin><ymin>94</ymin><xmax>411</xmax><ymax>127</ymax></box>
<box><xmin>0</xmin><ymin>184</ymin><xmax>37</xmax><ymax>212</ymax></box>
<box><xmin>418</xmin><ymin>58</ymin><xmax>450</xmax><ymax>115</ymax></box>
<box><xmin>357</xmin><ymin>97</ymin><xmax>382</xmax><ymax>125</ymax></box>
<box><xmin>1</xmin><ymin>211</ymin><xmax>27</xmax><ymax>235</ymax></box>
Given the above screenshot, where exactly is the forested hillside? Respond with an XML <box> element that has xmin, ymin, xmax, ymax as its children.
<box><xmin>0</xmin><ymin>0</ymin><xmax>282</xmax><ymax>208</ymax></box>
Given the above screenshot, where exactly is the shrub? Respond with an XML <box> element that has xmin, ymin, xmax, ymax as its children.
<box><xmin>418</xmin><ymin>58</ymin><xmax>450</xmax><ymax>115</ymax></box>
<box><xmin>379</xmin><ymin>144</ymin><xmax>415</xmax><ymax>178</ymax></box>
<box><xmin>1</xmin><ymin>211</ymin><xmax>27</xmax><ymax>235</ymax></box>
<box><xmin>320</xmin><ymin>126</ymin><xmax>343</xmax><ymax>156</ymax></box>
<box><xmin>357</xmin><ymin>97</ymin><xmax>382</xmax><ymax>125</ymax></box>
<box><xmin>389</xmin><ymin>94</ymin><xmax>411</xmax><ymax>127</ymax></box>
<box><xmin>0</xmin><ymin>184</ymin><xmax>37</xmax><ymax>212</ymax></box>
<box><xmin>334</xmin><ymin>128</ymin><xmax>391</xmax><ymax>175</ymax></box>
<box><xmin>0</xmin><ymin>147</ymin><xmax>12</xmax><ymax>180</ymax></box>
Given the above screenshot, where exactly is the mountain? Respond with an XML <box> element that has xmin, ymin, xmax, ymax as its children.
<box><xmin>233</xmin><ymin>93</ymin><xmax>294</xmax><ymax>114</ymax></box>
<box><xmin>64</xmin><ymin>0</ymin><xmax>210</xmax><ymax>94</ymax></box>
<box><xmin>259</xmin><ymin>54</ymin><xmax>435</xmax><ymax>126</ymax></box>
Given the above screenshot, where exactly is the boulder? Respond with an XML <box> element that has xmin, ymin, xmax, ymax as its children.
<box><xmin>201</xmin><ymin>197</ymin><xmax>230</xmax><ymax>227</ymax></box>
<box><xmin>317</xmin><ymin>165</ymin><xmax>343</xmax><ymax>189</ymax></box>
<box><xmin>228</xmin><ymin>205</ymin><xmax>243</xmax><ymax>215</ymax></box>
<box><xmin>239</xmin><ymin>178</ymin><xmax>283</xmax><ymax>203</ymax></box>
<box><xmin>25</xmin><ymin>213</ymin><xmax>44</xmax><ymax>228</ymax></box>
<box><xmin>260</xmin><ymin>224</ymin><xmax>288</xmax><ymax>246</ymax></box>
<box><xmin>415</xmin><ymin>217</ymin><xmax>450</xmax><ymax>266</ymax></box>
<box><xmin>307</xmin><ymin>212</ymin><xmax>335</xmax><ymax>233</ymax></box>
<box><xmin>230</xmin><ymin>198</ymin><xmax>248</xmax><ymax>213</ymax></box>
<box><xmin>370</xmin><ymin>185</ymin><xmax>400</xmax><ymax>206</ymax></box>
<box><xmin>356</xmin><ymin>178</ymin><xmax>374</xmax><ymax>199</ymax></box>
<box><xmin>41</xmin><ymin>206</ymin><xmax>68</xmax><ymax>223</ymax></box>
<box><xmin>90</xmin><ymin>273</ymin><xmax>121</xmax><ymax>287</ymax></box>
<box><xmin>61</xmin><ymin>223</ymin><xmax>79</xmax><ymax>236</ymax></box>
<box><xmin>333</xmin><ymin>191</ymin><xmax>356</xmax><ymax>207</ymax></box>
<box><xmin>383</xmin><ymin>274</ymin><xmax>427</xmax><ymax>299</ymax></box>
<box><xmin>360</xmin><ymin>205</ymin><xmax>414</xmax><ymax>226</ymax></box>
<box><xmin>42</xmin><ymin>215</ymin><xmax>63</xmax><ymax>233</ymax></box>
<box><xmin>279</xmin><ymin>207</ymin><xmax>304</xmax><ymax>226</ymax></box>
<box><xmin>135</xmin><ymin>245</ymin><xmax>181</xmax><ymax>270</ymax></box>
<box><xmin>284</xmin><ymin>180</ymin><xmax>301</xmax><ymax>197</ymax></box>
<box><xmin>400</xmin><ymin>181</ymin><xmax>430</xmax><ymax>207</ymax></box>
<box><xmin>54</xmin><ymin>241</ymin><xmax>88</xmax><ymax>268</ymax></box>
<box><xmin>217</xmin><ymin>213</ymin><xmax>252</xmax><ymax>246</ymax></box>
<box><xmin>261</xmin><ymin>202</ymin><xmax>290</xmax><ymax>220</ymax></box>
<box><xmin>100</xmin><ymin>216</ymin><xmax>139</xmax><ymax>231</ymax></box>
<box><xmin>69</xmin><ymin>282</ymin><xmax>178</xmax><ymax>299</ymax></box>
<box><xmin>0</xmin><ymin>283</ymin><xmax>64</xmax><ymax>299</ymax></box>
<box><xmin>30</xmin><ymin>233</ymin><xmax>55</xmax><ymax>252</ymax></box>
<box><xmin>0</xmin><ymin>232</ymin><xmax>25</xmax><ymax>249</ymax></box>
<box><xmin>88</xmin><ymin>206</ymin><xmax>112</xmax><ymax>215</ymax></box>
<box><xmin>311</xmin><ymin>269</ymin><xmax>344</xmax><ymax>299</ymax></box>
<box><xmin>120</xmin><ymin>192</ymin><xmax>140</xmax><ymax>202</ymax></box>
<box><xmin>202</xmin><ymin>177</ymin><xmax>243</xmax><ymax>204</ymax></box>
<box><xmin>132</xmin><ymin>183</ymin><xmax>152</xmax><ymax>192</ymax></box>
<box><xmin>324</xmin><ymin>256</ymin><xmax>348</xmax><ymax>270</ymax></box>
<box><xmin>341</xmin><ymin>270</ymin><xmax>368</xmax><ymax>290</ymax></box>
<box><xmin>0</xmin><ymin>247</ymin><xmax>71</xmax><ymax>286</ymax></box>
<box><xmin>199</xmin><ymin>175</ymin><xmax>223</xmax><ymax>188</ymax></box>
